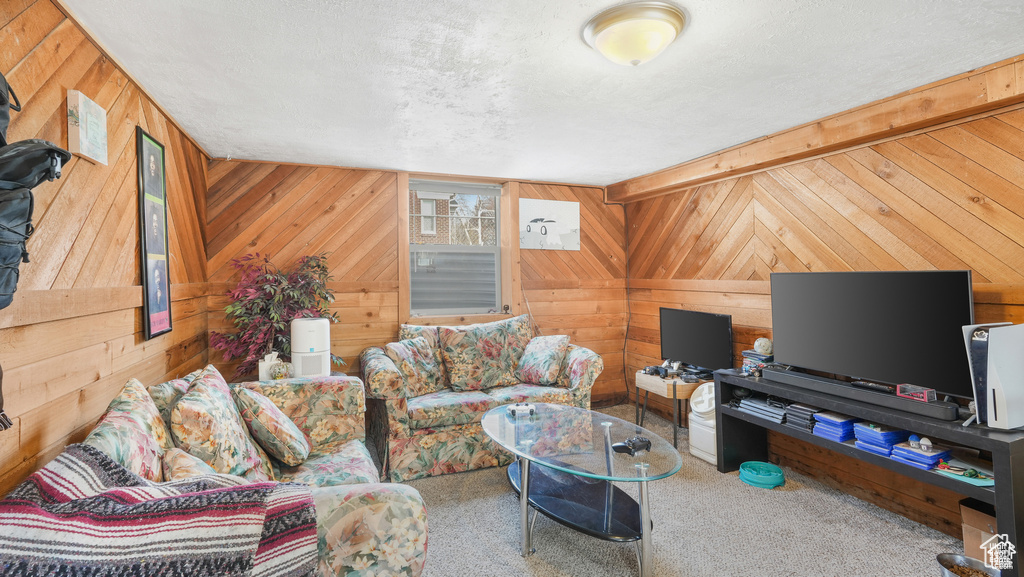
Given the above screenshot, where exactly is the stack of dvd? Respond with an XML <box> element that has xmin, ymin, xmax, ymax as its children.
<box><xmin>784</xmin><ymin>403</ymin><xmax>820</xmax><ymax>433</ymax></box>
<box><xmin>736</xmin><ymin>396</ymin><xmax>786</xmax><ymax>424</ymax></box>
<box><xmin>853</xmin><ymin>423</ymin><xmax>910</xmax><ymax>457</ymax></box>
<box><xmin>890</xmin><ymin>441</ymin><xmax>951</xmax><ymax>470</ymax></box>
<box><xmin>812</xmin><ymin>411</ymin><xmax>860</xmax><ymax>442</ymax></box>
<box><xmin>741</xmin><ymin>349</ymin><xmax>774</xmax><ymax>363</ymax></box>
<box><xmin>741</xmin><ymin>349</ymin><xmax>774</xmax><ymax>375</ymax></box>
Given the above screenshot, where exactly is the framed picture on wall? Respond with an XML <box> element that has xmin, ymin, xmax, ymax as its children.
<box><xmin>137</xmin><ymin>127</ymin><xmax>172</xmax><ymax>339</ymax></box>
<box><xmin>519</xmin><ymin>198</ymin><xmax>580</xmax><ymax>251</ymax></box>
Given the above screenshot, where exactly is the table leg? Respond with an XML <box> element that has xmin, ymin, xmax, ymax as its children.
<box><xmin>635</xmin><ymin>383</ymin><xmax>640</xmax><ymax>424</ymax></box>
<box><xmin>519</xmin><ymin>457</ymin><xmax>534</xmax><ymax>556</ymax></box>
<box><xmin>637</xmin><ymin>463</ymin><xmax>652</xmax><ymax>577</ymax></box>
<box><xmin>640</xmin><ymin>390</ymin><xmax>649</xmax><ymax>427</ymax></box>
<box><xmin>602</xmin><ymin>422</ymin><xmax>614</xmax><ymax>534</ymax></box>
<box><xmin>672</xmin><ymin>384</ymin><xmax>678</xmax><ymax>449</ymax></box>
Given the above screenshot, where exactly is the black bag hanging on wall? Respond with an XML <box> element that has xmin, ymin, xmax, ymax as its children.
<box><xmin>0</xmin><ymin>139</ymin><xmax>71</xmax><ymax>190</ymax></box>
<box><xmin>0</xmin><ymin>187</ymin><xmax>33</xmax><ymax>310</ymax></box>
<box><xmin>0</xmin><ymin>140</ymin><xmax>69</xmax><ymax>312</ymax></box>
<box><xmin>0</xmin><ymin>71</ymin><xmax>21</xmax><ymax>148</ymax></box>
<box><xmin>0</xmin><ymin>72</ymin><xmax>59</xmax><ymax>432</ymax></box>
<box><xmin>0</xmin><ymin>71</ymin><xmax>21</xmax><ymax>431</ymax></box>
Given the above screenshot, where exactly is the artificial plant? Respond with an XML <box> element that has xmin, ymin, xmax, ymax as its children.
<box><xmin>210</xmin><ymin>253</ymin><xmax>344</xmax><ymax>379</ymax></box>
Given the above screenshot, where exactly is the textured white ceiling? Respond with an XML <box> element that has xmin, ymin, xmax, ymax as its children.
<box><xmin>62</xmin><ymin>0</ymin><xmax>1024</xmax><ymax>186</ymax></box>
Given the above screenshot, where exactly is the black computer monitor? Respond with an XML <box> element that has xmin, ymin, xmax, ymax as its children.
<box><xmin>659</xmin><ymin>307</ymin><xmax>734</xmax><ymax>372</ymax></box>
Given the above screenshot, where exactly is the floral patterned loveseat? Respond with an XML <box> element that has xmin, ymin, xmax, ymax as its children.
<box><xmin>80</xmin><ymin>364</ymin><xmax>428</xmax><ymax>577</ymax></box>
<box><xmin>360</xmin><ymin>314</ymin><xmax>604</xmax><ymax>482</ymax></box>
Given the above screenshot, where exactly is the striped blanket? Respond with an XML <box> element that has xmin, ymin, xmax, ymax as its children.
<box><xmin>0</xmin><ymin>444</ymin><xmax>318</xmax><ymax>577</ymax></box>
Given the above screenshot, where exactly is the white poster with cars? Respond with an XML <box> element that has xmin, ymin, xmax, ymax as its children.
<box><xmin>519</xmin><ymin>198</ymin><xmax>580</xmax><ymax>251</ymax></box>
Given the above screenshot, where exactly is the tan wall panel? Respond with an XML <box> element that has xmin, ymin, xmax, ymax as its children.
<box><xmin>205</xmin><ymin>170</ymin><xmax>630</xmax><ymax>401</ymax></box>
<box><xmin>0</xmin><ymin>2</ymin><xmax>209</xmax><ymax>493</ymax></box>
<box><xmin>204</xmin><ymin>161</ymin><xmax>401</xmax><ymax>380</ymax></box>
<box><xmin>519</xmin><ymin>184</ymin><xmax>627</xmax><ymax>403</ymax></box>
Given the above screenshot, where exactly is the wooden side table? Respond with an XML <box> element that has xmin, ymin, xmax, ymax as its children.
<box><xmin>634</xmin><ymin>370</ymin><xmax>709</xmax><ymax>448</ymax></box>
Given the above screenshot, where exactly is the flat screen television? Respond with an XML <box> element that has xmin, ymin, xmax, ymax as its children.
<box><xmin>659</xmin><ymin>307</ymin><xmax>734</xmax><ymax>372</ymax></box>
<box><xmin>770</xmin><ymin>270</ymin><xmax>975</xmax><ymax>398</ymax></box>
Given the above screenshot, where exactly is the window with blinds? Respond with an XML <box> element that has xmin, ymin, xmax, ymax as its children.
<box><xmin>408</xmin><ymin>179</ymin><xmax>501</xmax><ymax>315</ymax></box>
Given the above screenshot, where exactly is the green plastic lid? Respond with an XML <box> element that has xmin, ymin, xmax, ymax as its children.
<box><xmin>739</xmin><ymin>461</ymin><xmax>785</xmax><ymax>489</ymax></box>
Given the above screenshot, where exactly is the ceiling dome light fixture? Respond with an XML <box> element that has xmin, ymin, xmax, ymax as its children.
<box><xmin>582</xmin><ymin>2</ymin><xmax>686</xmax><ymax>67</ymax></box>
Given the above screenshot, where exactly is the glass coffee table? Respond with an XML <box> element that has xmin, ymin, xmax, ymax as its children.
<box><xmin>481</xmin><ymin>403</ymin><xmax>682</xmax><ymax>577</ymax></box>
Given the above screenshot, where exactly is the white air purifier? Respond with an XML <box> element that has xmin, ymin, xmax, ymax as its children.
<box><xmin>688</xmin><ymin>382</ymin><xmax>717</xmax><ymax>465</ymax></box>
<box><xmin>291</xmin><ymin>318</ymin><xmax>331</xmax><ymax>378</ymax></box>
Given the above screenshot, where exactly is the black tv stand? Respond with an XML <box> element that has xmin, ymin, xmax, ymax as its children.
<box><xmin>715</xmin><ymin>369</ymin><xmax>1024</xmax><ymax>577</ymax></box>
<box><xmin>761</xmin><ymin>367</ymin><xmax>959</xmax><ymax>421</ymax></box>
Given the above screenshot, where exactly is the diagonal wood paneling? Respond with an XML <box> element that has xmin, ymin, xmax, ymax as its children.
<box><xmin>206</xmin><ymin>162</ymin><xmax>398</xmax><ymax>283</ymax></box>
<box><xmin>519</xmin><ymin>183</ymin><xmax>627</xmax><ymax>402</ymax></box>
<box><xmin>205</xmin><ymin>174</ymin><xmax>630</xmax><ymax>403</ymax></box>
<box><xmin>625</xmin><ymin>101</ymin><xmax>1024</xmax><ymax>539</ymax></box>
<box><xmin>625</xmin><ymin>103</ymin><xmax>1024</xmax><ymax>395</ymax></box>
<box><xmin>205</xmin><ymin>160</ymin><xmax>400</xmax><ymax>375</ymax></box>
<box><xmin>0</xmin><ymin>0</ymin><xmax>210</xmax><ymax>495</ymax></box>
<box><xmin>606</xmin><ymin>53</ymin><xmax>1024</xmax><ymax>203</ymax></box>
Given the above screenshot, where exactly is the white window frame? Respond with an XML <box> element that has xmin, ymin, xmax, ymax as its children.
<box><xmin>420</xmin><ymin>199</ymin><xmax>436</xmax><ymax>236</ymax></box>
<box><xmin>399</xmin><ymin>174</ymin><xmax>521</xmax><ymax>324</ymax></box>
<box><xmin>405</xmin><ymin>178</ymin><xmax>506</xmax><ymax>317</ymax></box>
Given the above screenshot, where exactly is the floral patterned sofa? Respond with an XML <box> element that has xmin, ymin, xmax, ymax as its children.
<box><xmin>360</xmin><ymin>314</ymin><xmax>604</xmax><ymax>482</ymax></box>
<box><xmin>81</xmin><ymin>364</ymin><xmax>428</xmax><ymax>577</ymax></box>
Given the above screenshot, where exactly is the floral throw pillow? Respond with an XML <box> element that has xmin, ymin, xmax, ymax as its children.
<box><xmin>103</xmin><ymin>378</ymin><xmax>174</xmax><ymax>451</ymax></box>
<box><xmin>440</xmin><ymin>314</ymin><xmax>533</xmax><ymax>391</ymax></box>
<box><xmin>148</xmin><ymin>367</ymin><xmax>204</xmax><ymax>425</ymax></box>
<box><xmin>503</xmin><ymin>314</ymin><xmax>533</xmax><ymax>369</ymax></box>
<box><xmin>440</xmin><ymin>325</ymin><xmax>506</xmax><ymax>391</ymax></box>
<box><xmin>170</xmin><ymin>366</ymin><xmax>274</xmax><ymax>481</ymax></box>
<box><xmin>385</xmin><ymin>337</ymin><xmax>444</xmax><ymax>398</ymax></box>
<box><xmin>82</xmin><ymin>412</ymin><xmax>164</xmax><ymax>482</ymax></box>
<box><xmin>162</xmin><ymin>447</ymin><xmax>217</xmax><ymax>481</ymax></box>
<box><xmin>399</xmin><ymin>324</ymin><xmax>448</xmax><ymax>385</ymax></box>
<box><xmin>398</xmin><ymin>325</ymin><xmax>439</xmax><ymax>349</ymax></box>
<box><xmin>515</xmin><ymin>335</ymin><xmax>571</xmax><ymax>385</ymax></box>
<box><xmin>233</xmin><ymin>387</ymin><xmax>311</xmax><ymax>466</ymax></box>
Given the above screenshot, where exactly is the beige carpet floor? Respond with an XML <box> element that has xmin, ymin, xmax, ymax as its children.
<box><xmin>405</xmin><ymin>404</ymin><xmax>962</xmax><ymax>577</ymax></box>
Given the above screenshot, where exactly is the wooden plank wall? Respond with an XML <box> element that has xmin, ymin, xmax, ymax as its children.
<box><xmin>203</xmin><ymin>165</ymin><xmax>629</xmax><ymax>400</ymax></box>
<box><xmin>519</xmin><ymin>183</ymin><xmax>627</xmax><ymax>404</ymax></box>
<box><xmin>624</xmin><ymin>101</ymin><xmax>1024</xmax><ymax>537</ymax></box>
<box><xmin>0</xmin><ymin>0</ymin><xmax>210</xmax><ymax>494</ymax></box>
<box><xmin>204</xmin><ymin>161</ymin><xmax>400</xmax><ymax>379</ymax></box>
<box><xmin>606</xmin><ymin>53</ymin><xmax>1024</xmax><ymax>203</ymax></box>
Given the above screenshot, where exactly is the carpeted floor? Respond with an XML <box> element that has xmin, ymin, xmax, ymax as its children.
<box><xmin>406</xmin><ymin>404</ymin><xmax>962</xmax><ymax>576</ymax></box>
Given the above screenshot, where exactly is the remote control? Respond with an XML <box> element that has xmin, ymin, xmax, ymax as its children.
<box><xmin>851</xmin><ymin>380</ymin><xmax>896</xmax><ymax>394</ymax></box>
<box><xmin>611</xmin><ymin>436</ymin><xmax>652</xmax><ymax>456</ymax></box>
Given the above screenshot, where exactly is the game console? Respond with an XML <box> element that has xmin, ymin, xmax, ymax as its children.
<box><xmin>963</xmin><ymin>322</ymin><xmax>1024</xmax><ymax>430</ymax></box>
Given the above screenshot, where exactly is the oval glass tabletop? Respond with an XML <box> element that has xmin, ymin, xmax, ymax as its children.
<box><xmin>481</xmin><ymin>403</ymin><xmax>682</xmax><ymax>482</ymax></box>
